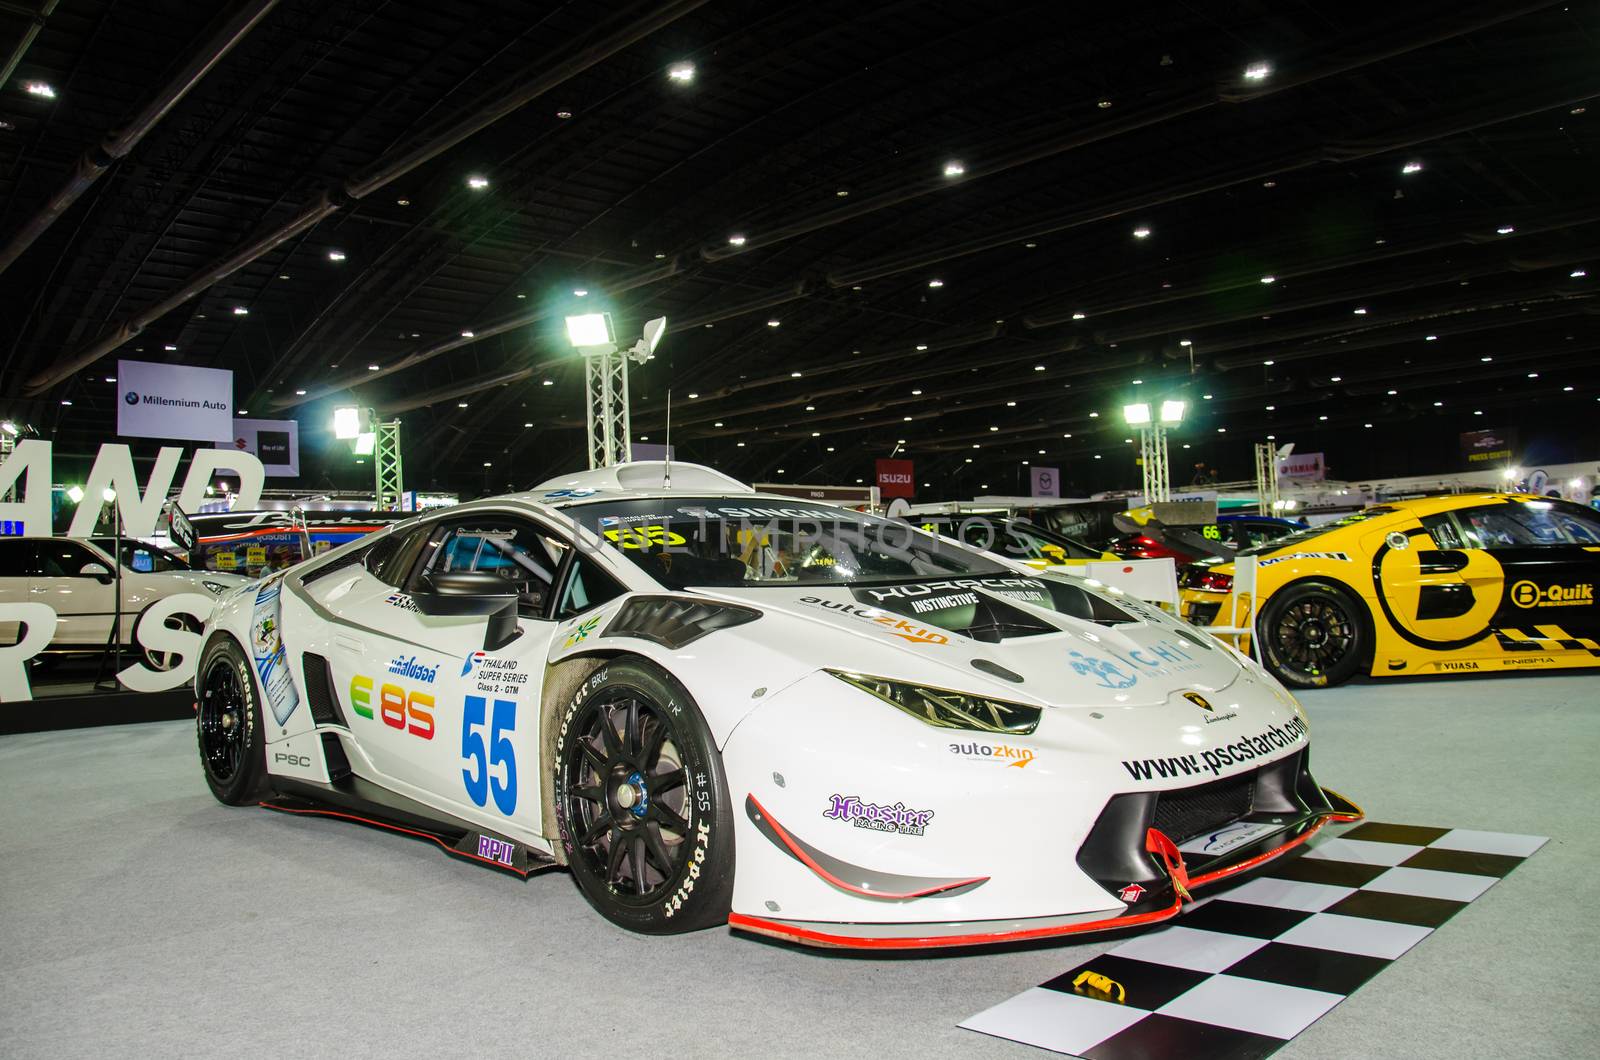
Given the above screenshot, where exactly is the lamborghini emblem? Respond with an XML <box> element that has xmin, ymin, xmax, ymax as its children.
<box><xmin>1182</xmin><ymin>691</ymin><xmax>1213</xmax><ymax>712</ymax></box>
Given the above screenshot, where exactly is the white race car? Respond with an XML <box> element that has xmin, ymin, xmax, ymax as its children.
<box><xmin>193</xmin><ymin>462</ymin><xmax>1359</xmax><ymax>949</ymax></box>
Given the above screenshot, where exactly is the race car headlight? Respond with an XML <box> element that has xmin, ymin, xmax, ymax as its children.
<box><xmin>202</xmin><ymin>580</ymin><xmax>231</xmax><ymax>595</ymax></box>
<box><xmin>827</xmin><ymin>670</ymin><xmax>1042</xmax><ymax>735</ymax></box>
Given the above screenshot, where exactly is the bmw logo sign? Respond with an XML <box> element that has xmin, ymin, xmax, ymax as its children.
<box><xmin>123</xmin><ymin>391</ymin><xmax>139</xmax><ymax>406</ymax></box>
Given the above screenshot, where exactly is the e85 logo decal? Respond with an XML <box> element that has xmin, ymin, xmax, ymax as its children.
<box><xmin>350</xmin><ymin>675</ymin><xmax>435</xmax><ymax>740</ymax></box>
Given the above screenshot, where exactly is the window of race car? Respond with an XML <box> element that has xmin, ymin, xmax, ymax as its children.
<box><xmin>1237</xmin><ymin>507</ymin><xmax>1397</xmax><ymax>556</ymax></box>
<box><xmin>569</xmin><ymin>498</ymin><xmax>1011</xmax><ymax>590</ymax></box>
<box><xmin>916</xmin><ymin>516</ymin><xmax>1103</xmax><ymax>562</ymax></box>
<box><xmin>1427</xmin><ymin>500</ymin><xmax>1600</xmax><ymax>549</ymax></box>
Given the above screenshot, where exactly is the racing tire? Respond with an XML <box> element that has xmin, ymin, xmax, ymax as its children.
<box><xmin>195</xmin><ymin>637</ymin><xmax>268</xmax><ymax>805</ymax></box>
<box><xmin>554</xmin><ymin>658</ymin><xmax>735</xmax><ymax>934</ymax></box>
<box><xmin>1258</xmin><ymin>581</ymin><xmax>1367</xmax><ymax>689</ymax></box>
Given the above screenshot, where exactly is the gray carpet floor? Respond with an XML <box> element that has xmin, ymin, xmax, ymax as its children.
<box><xmin>2</xmin><ymin>673</ymin><xmax>1596</xmax><ymax>1059</ymax></box>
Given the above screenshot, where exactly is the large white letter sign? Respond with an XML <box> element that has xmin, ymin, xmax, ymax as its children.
<box><xmin>117</xmin><ymin>593</ymin><xmax>214</xmax><ymax>693</ymax></box>
<box><xmin>178</xmin><ymin>449</ymin><xmax>265</xmax><ymax>512</ymax></box>
<box><xmin>0</xmin><ymin>440</ymin><xmax>53</xmax><ymax>537</ymax></box>
<box><xmin>0</xmin><ymin>603</ymin><xmax>56</xmax><ymax>702</ymax></box>
<box><xmin>67</xmin><ymin>444</ymin><xmax>184</xmax><ymax>538</ymax></box>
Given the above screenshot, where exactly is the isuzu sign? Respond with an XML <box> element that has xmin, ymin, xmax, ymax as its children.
<box><xmin>875</xmin><ymin>458</ymin><xmax>915</xmax><ymax>499</ymax></box>
<box><xmin>118</xmin><ymin>359</ymin><xmax>234</xmax><ymax>442</ymax></box>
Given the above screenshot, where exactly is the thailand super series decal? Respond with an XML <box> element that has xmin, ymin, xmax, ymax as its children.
<box><xmin>461</xmin><ymin>649</ymin><xmax>528</xmax><ymax>697</ymax></box>
<box><xmin>251</xmin><ymin>577</ymin><xmax>300</xmax><ymax>726</ymax></box>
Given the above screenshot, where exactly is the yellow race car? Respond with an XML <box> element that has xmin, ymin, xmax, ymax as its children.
<box><xmin>1179</xmin><ymin>493</ymin><xmax>1600</xmax><ymax>687</ymax></box>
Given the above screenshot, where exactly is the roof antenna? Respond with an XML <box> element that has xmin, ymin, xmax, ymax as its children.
<box><xmin>663</xmin><ymin>389</ymin><xmax>672</xmax><ymax>489</ymax></box>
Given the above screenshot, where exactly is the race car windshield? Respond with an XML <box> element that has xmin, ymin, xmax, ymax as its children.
<box><xmin>570</xmin><ymin>498</ymin><xmax>1010</xmax><ymax>589</ymax></box>
<box><xmin>1238</xmin><ymin>507</ymin><xmax>1396</xmax><ymax>557</ymax></box>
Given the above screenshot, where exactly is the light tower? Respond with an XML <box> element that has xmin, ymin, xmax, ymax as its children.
<box><xmin>565</xmin><ymin>312</ymin><xmax>667</xmax><ymax>468</ymax></box>
<box><xmin>334</xmin><ymin>405</ymin><xmax>404</xmax><ymax>510</ymax></box>
<box><xmin>1122</xmin><ymin>399</ymin><xmax>1185</xmax><ymax>502</ymax></box>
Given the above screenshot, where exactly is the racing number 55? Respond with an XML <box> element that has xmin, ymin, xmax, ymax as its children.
<box><xmin>462</xmin><ymin>695</ymin><xmax>518</xmax><ymax>814</ymax></box>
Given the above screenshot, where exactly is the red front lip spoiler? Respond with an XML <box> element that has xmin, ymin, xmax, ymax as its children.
<box><xmin>728</xmin><ymin>804</ymin><xmax>1363</xmax><ymax>950</ymax></box>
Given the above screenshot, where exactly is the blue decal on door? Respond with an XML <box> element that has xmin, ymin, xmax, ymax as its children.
<box><xmin>462</xmin><ymin>694</ymin><xmax>518</xmax><ymax>814</ymax></box>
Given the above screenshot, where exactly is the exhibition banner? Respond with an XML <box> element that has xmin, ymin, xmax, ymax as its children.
<box><xmin>875</xmin><ymin>458</ymin><xmax>915</xmax><ymax>499</ymax></box>
<box><xmin>1030</xmin><ymin>466</ymin><xmax>1061</xmax><ymax>498</ymax></box>
<box><xmin>1460</xmin><ymin>428</ymin><xmax>1516</xmax><ymax>467</ymax></box>
<box><xmin>1277</xmin><ymin>450</ymin><xmax>1325</xmax><ymax>481</ymax></box>
<box><xmin>118</xmin><ymin>359</ymin><xmax>234</xmax><ymax>441</ymax></box>
<box><xmin>223</xmin><ymin>417</ymin><xmax>299</xmax><ymax>477</ymax></box>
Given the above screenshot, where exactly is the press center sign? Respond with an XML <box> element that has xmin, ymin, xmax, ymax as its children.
<box><xmin>118</xmin><ymin>359</ymin><xmax>234</xmax><ymax>442</ymax></box>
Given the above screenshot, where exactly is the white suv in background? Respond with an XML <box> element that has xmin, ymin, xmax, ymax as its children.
<box><xmin>0</xmin><ymin>536</ymin><xmax>249</xmax><ymax>668</ymax></box>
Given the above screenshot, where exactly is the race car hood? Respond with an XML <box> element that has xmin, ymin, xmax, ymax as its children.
<box><xmin>697</xmin><ymin>573</ymin><xmax>1245</xmax><ymax>709</ymax></box>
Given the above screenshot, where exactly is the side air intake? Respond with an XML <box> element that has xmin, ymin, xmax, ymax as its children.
<box><xmin>302</xmin><ymin>652</ymin><xmax>347</xmax><ymax>727</ymax></box>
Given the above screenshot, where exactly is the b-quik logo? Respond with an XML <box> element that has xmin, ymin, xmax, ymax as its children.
<box><xmin>1510</xmin><ymin>580</ymin><xmax>1593</xmax><ymax>609</ymax></box>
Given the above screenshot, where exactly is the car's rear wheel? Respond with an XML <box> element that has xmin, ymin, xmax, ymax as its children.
<box><xmin>554</xmin><ymin>658</ymin><xmax>734</xmax><ymax>934</ymax></box>
<box><xmin>196</xmin><ymin>637</ymin><xmax>267</xmax><ymax>805</ymax></box>
<box><xmin>141</xmin><ymin>609</ymin><xmax>202</xmax><ymax>672</ymax></box>
<box><xmin>1259</xmin><ymin>581</ymin><xmax>1367</xmax><ymax>688</ymax></box>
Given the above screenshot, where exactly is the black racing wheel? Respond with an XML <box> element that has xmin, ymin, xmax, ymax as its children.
<box><xmin>1258</xmin><ymin>581</ymin><xmax>1367</xmax><ymax>689</ymax></box>
<box><xmin>554</xmin><ymin>658</ymin><xmax>734</xmax><ymax>934</ymax></box>
<box><xmin>195</xmin><ymin>637</ymin><xmax>268</xmax><ymax>805</ymax></box>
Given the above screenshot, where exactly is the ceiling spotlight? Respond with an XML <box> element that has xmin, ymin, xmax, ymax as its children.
<box><xmin>915</xmin><ymin>344</ymin><xmax>928</xmax><ymax>351</ymax></box>
<box><xmin>572</xmin><ymin>289</ymin><xmax>587</xmax><ymax>297</ymax></box>
<box><xmin>556</xmin><ymin>110</ymin><xmax>573</xmax><ymax>119</ymax></box>
<box><xmin>458</xmin><ymin>402</ymin><xmax>469</xmax><ymax>408</ymax></box>
<box><xmin>805</xmin><ymin>405</ymin><xmax>816</xmax><ymax>411</ymax></box>
<box><xmin>1496</xmin><ymin>225</ymin><xmax>1514</xmax><ymax>235</ymax></box>
<box><xmin>232</xmin><ymin>305</ymin><xmax>249</xmax><ymax>316</ymax></box>
<box><xmin>1528</xmin><ymin>372</ymin><xmax>1539</xmax><ymax>378</ymax></box>
<box><xmin>327</xmin><ymin>250</ymin><xmax>346</xmax><ymax>262</ymax></box>
<box><xmin>1330</xmin><ymin>375</ymin><xmax>1342</xmax><ymax>382</ymax></box>
<box><xmin>396</xmin><ymin>199</ymin><xmax>411</xmax><ymax>206</ymax></box>
<box><xmin>1563</xmin><ymin>385</ymin><xmax>1575</xmax><ymax>392</ymax></box>
<box><xmin>1573</xmin><ymin>106</ymin><xmax>1588</xmax><ymax>115</ymax></box>
<box><xmin>1132</xmin><ymin>226</ymin><xmax>1151</xmax><ymax>239</ymax></box>
<box><xmin>1425</xmin><ymin>334</ymin><xmax>1438</xmax><ymax>341</ymax></box>
<box><xmin>1202</xmin><ymin>393</ymin><xmax>1213</xmax><ymax>400</ymax></box>
<box><xmin>1387</xmin><ymin>389</ymin><xmax>1398</xmax><ymax>395</ymax></box>
<box><xmin>1096</xmin><ymin>99</ymin><xmax>1113</xmax><ymax>109</ymax></box>
<box><xmin>1572</xmin><ymin>269</ymin><xmax>1588</xmax><ymax>278</ymax></box>
<box><xmin>1401</xmin><ymin>160</ymin><xmax>1424</xmax><ymax>175</ymax></box>
<box><xmin>1433</xmin><ymin>401</ymin><xmax>1444</xmax><ymax>407</ymax></box>
<box><xmin>1262</xmin><ymin>180</ymin><xmax>1277</xmax><ymax>188</ymax></box>
<box><xmin>728</xmin><ymin>234</ymin><xmax>747</xmax><ymax>247</ymax></box>
<box><xmin>0</xmin><ymin>119</ymin><xmax>12</xmax><ymax>130</ymax></box>
<box><xmin>1242</xmin><ymin>61</ymin><xmax>1272</xmax><ymax>82</ymax></box>
<box><xmin>466</xmin><ymin>175</ymin><xmax>490</xmax><ymax>190</ymax></box>
<box><xmin>1179</xmin><ymin>340</ymin><xmax>1192</xmax><ymax>347</ymax></box>
<box><xmin>767</xmin><ymin>319</ymin><xmax>781</xmax><ymax>328</ymax></box>
<box><xmin>368</xmin><ymin>364</ymin><xmax>381</xmax><ymax>371</ymax></box>
<box><xmin>23</xmin><ymin>81</ymin><xmax>55</xmax><ymax>99</ymax></box>
<box><xmin>163</xmin><ymin>344</ymin><xmax>178</xmax><ymax>351</ymax></box>
<box><xmin>927</xmin><ymin>279</ymin><xmax>944</xmax><ymax>288</ymax></box>
<box><xmin>1263</xmin><ymin>359</ymin><xmax>1275</xmax><ymax>366</ymax></box>
<box><xmin>1071</xmin><ymin>311</ymin><xmax>1086</xmax><ymax>320</ymax></box>
<box><xmin>524</xmin><ymin>422</ymin><xmax>533</xmax><ymax>428</ymax></box>
<box><xmin>1034</xmin><ymin>365</ymin><xmax>1045</xmax><ymax>372</ymax></box>
<box><xmin>836</xmin><ymin>189</ymin><xmax>849</xmax><ymax>197</ymax></box>
<box><xmin>1352</xmin><ymin>307</ymin><xmax>1368</xmax><ymax>315</ymax></box>
<box><xmin>790</xmin><ymin>370</ymin><xmax>802</xmax><ymax>377</ymax></box>
<box><xmin>542</xmin><ymin>379</ymin><xmax>553</xmax><ymax>386</ymax></box>
<box><xmin>1259</xmin><ymin>275</ymin><xmax>1277</xmax><ymax>284</ymax></box>
<box><xmin>295</xmin><ymin>389</ymin><xmax>307</xmax><ymax>396</ymax></box>
<box><xmin>461</xmin><ymin>330</ymin><xmax>475</xmax><ymax>338</ymax></box>
<box><xmin>666</xmin><ymin>61</ymin><xmax>696</xmax><ymax>83</ymax></box>
<box><xmin>942</xmin><ymin>160</ymin><xmax>965</xmax><ymax>177</ymax></box>
<box><xmin>1480</xmin><ymin>356</ymin><xmax>1493</xmax><ymax>362</ymax></box>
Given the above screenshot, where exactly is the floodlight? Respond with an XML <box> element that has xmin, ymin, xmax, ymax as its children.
<box><xmin>1159</xmin><ymin>399</ymin><xmax>1186</xmax><ymax>424</ymax></box>
<box><xmin>641</xmin><ymin>316</ymin><xmax>667</xmax><ymax>355</ymax></box>
<box><xmin>102</xmin><ymin>487</ymin><xmax>117</xmax><ymax>503</ymax></box>
<box><xmin>333</xmin><ymin>406</ymin><xmax>362</xmax><ymax>440</ymax></box>
<box><xmin>1503</xmin><ymin>467</ymin><xmax>1519</xmax><ymax>480</ymax></box>
<box><xmin>66</xmin><ymin>485</ymin><xmax>84</xmax><ymax>503</ymax></box>
<box><xmin>1122</xmin><ymin>402</ymin><xmax>1152</xmax><ymax>425</ymax></box>
<box><xmin>354</xmin><ymin>432</ymin><xmax>376</xmax><ymax>455</ymax></box>
<box><xmin>566</xmin><ymin>312</ymin><xmax>614</xmax><ymax>349</ymax></box>
<box><xmin>0</xmin><ymin>421</ymin><xmax>16</xmax><ymax>436</ymax></box>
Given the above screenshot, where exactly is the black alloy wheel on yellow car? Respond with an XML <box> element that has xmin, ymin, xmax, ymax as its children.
<box><xmin>1258</xmin><ymin>581</ymin><xmax>1368</xmax><ymax>689</ymax></box>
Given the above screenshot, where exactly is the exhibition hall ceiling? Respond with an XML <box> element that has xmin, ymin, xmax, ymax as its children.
<box><xmin>0</xmin><ymin>0</ymin><xmax>1595</xmax><ymax>491</ymax></box>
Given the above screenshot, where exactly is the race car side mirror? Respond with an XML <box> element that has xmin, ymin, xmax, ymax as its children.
<box><xmin>412</xmin><ymin>571</ymin><xmax>523</xmax><ymax>652</ymax></box>
<box><xmin>413</xmin><ymin>571</ymin><xmax>518</xmax><ymax>616</ymax></box>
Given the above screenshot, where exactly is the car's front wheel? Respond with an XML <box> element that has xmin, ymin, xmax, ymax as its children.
<box><xmin>195</xmin><ymin>637</ymin><xmax>267</xmax><ymax>805</ymax></box>
<box><xmin>1258</xmin><ymin>581</ymin><xmax>1367</xmax><ymax>688</ymax></box>
<box><xmin>554</xmin><ymin>658</ymin><xmax>734</xmax><ymax>934</ymax></box>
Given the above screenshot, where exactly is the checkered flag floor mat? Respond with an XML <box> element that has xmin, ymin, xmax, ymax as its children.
<box><xmin>961</xmin><ymin>823</ymin><xmax>1547</xmax><ymax>1059</ymax></box>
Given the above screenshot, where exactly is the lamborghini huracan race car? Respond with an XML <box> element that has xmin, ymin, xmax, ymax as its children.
<box><xmin>194</xmin><ymin>462</ymin><xmax>1358</xmax><ymax>949</ymax></box>
<box><xmin>1180</xmin><ymin>493</ymin><xmax>1600</xmax><ymax>687</ymax></box>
